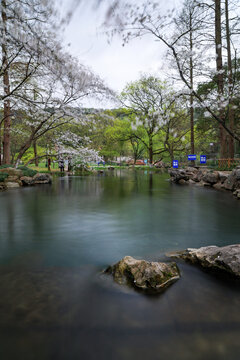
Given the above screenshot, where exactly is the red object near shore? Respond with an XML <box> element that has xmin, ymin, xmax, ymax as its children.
<box><xmin>135</xmin><ymin>160</ymin><xmax>145</xmax><ymax>165</ymax></box>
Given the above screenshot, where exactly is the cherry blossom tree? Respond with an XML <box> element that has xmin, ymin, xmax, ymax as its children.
<box><xmin>0</xmin><ymin>0</ymin><xmax>113</xmax><ymax>166</ymax></box>
<box><xmin>0</xmin><ymin>0</ymin><xmax>60</xmax><ymax>164</ymax></box>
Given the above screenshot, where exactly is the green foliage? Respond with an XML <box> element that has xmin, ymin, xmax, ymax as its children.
<box><xmin>0</xmin><ymin>164</ymin><xmax>14</xmax><ymax>169</ymax></box>
<box><xmin>0</xmin><ymin>173</ymin><xmax>9</xmax><ymax>182</ymax></box>
<box><xmin>119</xmin><ymin>76</ymin><xmax>191</xmax><ymax>162</ymax></box>
<box><xmin>21</xmin><ymin>145</ymin><xmax>46</xmax><ymax>163</ymax></box>
<box><xmin>101</xmin><ymin>118</ymin><xmax>133</xmax><ymax>159</ymax></box>
<box><xmin>17</xmin><ymin>166</ymin><xmax>37</xmax><ymax>177</ymax></box>
<box><xmin>0</xmin><ymin>164</ymin><xmax>37</xmax><ymax>178</ymax></box>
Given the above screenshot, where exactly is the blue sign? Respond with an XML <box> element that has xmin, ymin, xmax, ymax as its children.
<box><xmin>173</xmin><ymin>160</ymin><xmax>179</xmax><ymax>168</ymax></box>
<box><xmin>200</xmin><ymin>155</ymin><xmax>207</xmax><ymax>164</ymax></box>
<box><xmin>188</xmin><ymin>154</ymin><xmax>197</xmax><ymax>161</ymax></box>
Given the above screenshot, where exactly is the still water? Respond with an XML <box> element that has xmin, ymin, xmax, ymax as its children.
<box><xmin>0</xmin><ymin>170</ymin><xmax>240</xmax><ymax>359</ymax></box>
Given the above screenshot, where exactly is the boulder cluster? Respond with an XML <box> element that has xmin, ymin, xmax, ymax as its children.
<box><xmin>169</xmin><ymin>166</ymin><xmax>240</xmax><ymax>199</ymax></box>
<box><xmin>0</xmin><ymin>168</ymin><xmax>52</xmax><ymax>191</ymax></box>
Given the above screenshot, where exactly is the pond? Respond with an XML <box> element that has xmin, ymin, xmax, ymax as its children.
<box><xmin>0</xmin><ymin>170</ymin><xmax>240</xmax><ymax>359</ymax></box>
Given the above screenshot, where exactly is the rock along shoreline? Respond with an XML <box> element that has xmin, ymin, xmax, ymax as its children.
<box><xmin>105</xmin><ymin>245</ymin><xmax>240</xmax><ymax>295</ymax></box>
<box><xmin>0</xmin><ymin>167</ymin><xmax>52</xmax><ymax>191</ymax></box>
<box><xmin>169</xmin><ymin>165</ymin><xmax>240</xmax><ymax>199</ymax></box>
<box><xmin>169</xmin><ymin>244</ymin><xmax>240</xmax><ymax>278</ymax></box>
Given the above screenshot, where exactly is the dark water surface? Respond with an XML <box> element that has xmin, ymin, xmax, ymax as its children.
<box><xmin>0</xmin><ymin>170</ymin><xmax>240</xmax><ymax>359</ymax></box>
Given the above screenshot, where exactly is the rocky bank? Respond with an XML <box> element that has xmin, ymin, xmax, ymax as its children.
<box><xmin>169</xmin><ymin>245</ymin><xmax>240</xmax><ymax>278</ymax></box>
<box><xmin>169</xmin><ymin>166</ymin><xmax>240</xmax><ymax>199</ymax></box>
<box><xmin>0</xmin><ymin>168</ymin><xmax>52</xmax><ymax>191</ymax></box>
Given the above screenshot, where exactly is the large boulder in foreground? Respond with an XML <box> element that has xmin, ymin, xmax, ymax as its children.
<box><xmin>171</xmin><ymin>245</ymin><xmax>240</xmax><ymax>277</ymax></box>
<box><xmin>105</xmin><ymin>256</ymin><xmax>180</xmax><ymax>293</ymax></box>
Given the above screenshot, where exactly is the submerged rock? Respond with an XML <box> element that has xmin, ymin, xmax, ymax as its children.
<box><xmin>170</xmin><ymin>245</ymin><xmax>240</xmax><ymax>277</ymax></box>
<box><xmin>105</xmin><ymin>256</ymin><xmax>180</xmax><ymax>293</ymax></box>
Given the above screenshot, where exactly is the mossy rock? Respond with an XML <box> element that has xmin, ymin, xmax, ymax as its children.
<box><xmin>105</xmin><ymin>256</ymin><xmax>180</xmax><ymax>294</ymax></box>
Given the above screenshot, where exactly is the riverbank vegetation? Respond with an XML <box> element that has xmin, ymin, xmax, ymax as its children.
<box><xmin>0</xmin><ymin>0</ymin><xmax>240</xmax><ymax>170</ymax></box>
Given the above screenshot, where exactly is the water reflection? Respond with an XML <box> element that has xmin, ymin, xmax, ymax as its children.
<box><xmin>0</xmin><ymin>171</ymin><xmax>240</xmax><ymax>359</ymax></box>
<box><xmin>1</xmin><ymin>171</ymin><xmax>240</xmax><ymax>267</ymax></box>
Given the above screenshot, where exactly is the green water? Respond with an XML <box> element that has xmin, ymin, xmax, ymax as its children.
<box><xmin>0</xmin><ymin>170</ymin><xmax>240</xmax><ymax>359</ymax></box>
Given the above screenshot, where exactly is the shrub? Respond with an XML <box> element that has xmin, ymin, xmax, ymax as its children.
<box><xmin>0</xmin><ymin>173</ymin><xmax>9</xmax><ymax>182</ymax></box>
<box><xmin>0</xmin><ymin>164</ymin><xmax>14</xmax><ymax>169</ymax></box>
<box><xmin>17</xmin><ymin>166</ymin><xmax>37</xmax><ymax>177</ymax></box>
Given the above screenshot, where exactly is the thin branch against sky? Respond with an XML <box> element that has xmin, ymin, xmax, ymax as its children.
<box><xmin>57</xmin><ymin>0</ymin><xmax>183</xmax><ymax>107</ymax></box>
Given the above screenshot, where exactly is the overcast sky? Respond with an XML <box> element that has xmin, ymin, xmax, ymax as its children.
<box><xmin>59</xmin><ymin>0</ymin><xmax>183</xmax><ymax>106</ymax></box>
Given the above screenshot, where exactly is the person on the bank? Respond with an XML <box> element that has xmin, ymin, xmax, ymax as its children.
<box><xmin>59</xmin><ymin>158</ymin><xmax>64</xmax><ymax>172</ymax></box>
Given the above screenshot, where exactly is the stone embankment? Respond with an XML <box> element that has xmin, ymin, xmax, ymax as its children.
<box><xmin>0</xmin><ymin>168</ymin><xmax>52</xmax><ymax>191</ymax></box>
<box><xmin>169</xmin><ymin>166</ymin><xmax>240</xmax><ymax>199</ymax></box>
<box><xmin>105</xmin><ymin>256</ymin><xmax>180</xmax><ymax>293</ymax></box>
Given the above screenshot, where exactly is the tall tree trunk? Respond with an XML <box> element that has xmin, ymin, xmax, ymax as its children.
<box><xmin>130</xmin><ymin>138</ymin><xmax>137</xmax><ymax>163</ymax></box>
<box><xmin>169</xmin><ymin>148</ymin><xmax>174</xmax><ymax>165</ymax></box>
<box><xmin>149</xmin><ymin>136</ymin><xmax>153</xmax><ymax>164</ymax></box>
<box><xmin>2</xmin><ymin>0</ymin><xmax>12</xmax><ymax>165</ymax></box>
<box><xmin>189</xmin><ymin>10</ymin><xmax>195</xmax><ymax>166</ymax></box>
<box><xmin>33</xmin><ymin>140</ymin><xmax>39</xmax><ymax>166</ymax></box>
<box><xmin>215</xmin><ymin>0</ymin><xmax>228</xmax><ymax>158</ymax></box>
<box><xmin>134</xmin><ymin>151</ymin><xmax>137</xmax><ymax>164</ymax></box>
<box><xmin>225</xmin><ymin>0</ymin><xmax>235</xmax><ymax>158</ymax></box>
